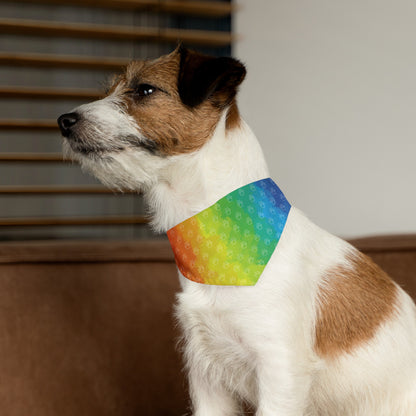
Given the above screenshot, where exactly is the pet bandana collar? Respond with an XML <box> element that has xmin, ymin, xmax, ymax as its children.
<box><xmin>167</xmin><ymin>178</ymin><xmax>291</xmax><ymax>286</ymax></box>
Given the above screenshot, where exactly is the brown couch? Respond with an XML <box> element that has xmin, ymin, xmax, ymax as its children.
<box><xmin>0</xmin><ymin>235</ymin><xmax>415</xmax><ymax>416</ymax></box>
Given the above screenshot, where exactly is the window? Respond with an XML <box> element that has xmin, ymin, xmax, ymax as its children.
<box><xmin>0</xmin><ymin>0</ymin><xmax>233</xmax><ymax>240</ymax></box>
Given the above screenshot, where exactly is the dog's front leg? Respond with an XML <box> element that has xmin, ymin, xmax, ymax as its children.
<box><xmin>188</xmin><ymin>370</ymin><xmax>240</xmax><ymax>416</ymax></box>
<box><xmin>253</xmin><ymin>343</ymin><xmax>312</xmax><ymax>416</ymax></box>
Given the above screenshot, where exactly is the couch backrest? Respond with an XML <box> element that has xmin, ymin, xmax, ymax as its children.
<box><xmin>0</xmin><ymin>236</ymin><xmax>414</xmax><ymax>415</ymax></box>
<box><xmin>350</xmin><ymin>234</ymin><xmax>416</xmax><ymax>299</ymax></box>
<box><xmin>0</xmin><ymin>241</ymin><xmax>186</xmax><ymax>416</ymax></box>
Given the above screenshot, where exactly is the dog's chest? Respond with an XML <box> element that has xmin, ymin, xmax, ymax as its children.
<box><xmin>176</xmin><ymin>289</ymin><xmax>257</xmax><ymax>395</ymax></box>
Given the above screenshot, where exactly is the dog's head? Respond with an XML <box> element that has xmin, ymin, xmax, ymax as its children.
<box><xmin>57</xmin><ymin>46</ymin><xmax>246</xmax><ymax>191</ymax></box>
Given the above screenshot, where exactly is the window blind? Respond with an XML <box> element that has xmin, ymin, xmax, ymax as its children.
<box><xmin>0</xmin><ymin>0</ymin><xmax>233</xmax><ymax>240</ymax></box>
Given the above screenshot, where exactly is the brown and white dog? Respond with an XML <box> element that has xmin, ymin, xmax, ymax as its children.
<box><xmin>58</xmin><ymin>47</ymin><xmax>416</xmax><ymax>415</ymax></box>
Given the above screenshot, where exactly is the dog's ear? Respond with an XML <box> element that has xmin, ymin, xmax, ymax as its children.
<box><xmin>177</xmin><ymin>46</ymin><xmax>246</xmax><ymax>108</ymax></box>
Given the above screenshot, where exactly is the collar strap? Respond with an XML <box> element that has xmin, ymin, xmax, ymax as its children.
<box><xmin>167</xmin><ymin>178</ymin><xmax>291</xmax><ymax>286</ymax></box>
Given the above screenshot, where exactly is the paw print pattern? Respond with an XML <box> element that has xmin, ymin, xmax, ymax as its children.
<box><xmin>167</xmin><ymin>178</ymin><xmax>291</xmax><ymax>286</ymax></box>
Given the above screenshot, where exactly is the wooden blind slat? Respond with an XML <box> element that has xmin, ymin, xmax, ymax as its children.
<box><xmin>0</xmin><ymin>18</ymin><xmax>233</xmax><ymax>47</ymax></box>
<box><xmin>0</xmin><ymin>52</ymin><xmax>129</xmax><ymax>70</ymax></box>
<box><xmin>9</xmin><ymin>0</ymin><xmax>233</xmax><ymax>17</ymax></box>
<box><xmin>154</xmin><ymin>0</ymin><xmax>233</xmax><ymax>17</ymax></box>
<box><xmin>0</xmin><ymin>215</ymin><xmax>148</xmax><ymax>226</ymax></box>
<box><xmin>0</xmin><ymin>87</ymin><xmax>101</xmax><ymax>101</ymax></box>
<box><xmin>0</xmin><ymin>120</ymin><xmax>58</xmax><ymax>130</ymax></box>
<box><xmin>0</xmin><ymin>153</ymin><xmax>65</xmax><ymax>162</ymax></box>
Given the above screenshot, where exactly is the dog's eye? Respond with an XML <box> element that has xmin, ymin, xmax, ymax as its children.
<box><xmin>134</xmin><ymin>84</ymin><xmax>157</xmax><ymax>97</ymax></box>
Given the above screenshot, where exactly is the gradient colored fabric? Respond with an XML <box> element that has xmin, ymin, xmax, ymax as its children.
<box><xmin>167</xmin><ymin>178</ymin><xmax>291</xmax><ymax>286</ymax></box>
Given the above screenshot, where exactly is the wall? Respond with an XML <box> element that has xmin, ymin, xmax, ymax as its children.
<box><xmin>234</xmin><ymin>0</ymin><xmax>416</xmax><ymax>238</ymax></box>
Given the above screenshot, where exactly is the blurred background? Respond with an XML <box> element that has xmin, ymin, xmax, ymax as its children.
<box><xmin>236</xmin><ymin>0</ymin><xmax>416</xmax><ymax>238</ymax></box>
<box><xmin>0</xmin><ymin>0</ymin><xmax>415</xmax><ymax>241</ymax></box>
<box><xmin>0</xmin><ymin>0</ymin><xmax>232</xmax><ymax>241</ymax></box>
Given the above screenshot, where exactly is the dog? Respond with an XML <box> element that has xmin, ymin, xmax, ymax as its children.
<box><xmin>58</xmin><ymin>46</ymin><xmax>416</xmax><ymax>415</ymax></box>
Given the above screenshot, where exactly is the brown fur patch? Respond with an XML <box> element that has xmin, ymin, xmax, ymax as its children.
<box><xmin>109</xmin><ymin>50</ymin><xmax>227</xmax><ymax>156</ymax></box>
<box><xmin>315</xmin><ymin>251</ymin><xmax>398</xmax><ymax>358</ymax></box>
<box><xmin>225</xmin><ymin>99</ymin><xmax>241</xmax><ymax>130</ymax></box>
<box><xmin>106</xmin><ymin>49</ymin><xmax>245</xmax><ymax>156</ymax></box>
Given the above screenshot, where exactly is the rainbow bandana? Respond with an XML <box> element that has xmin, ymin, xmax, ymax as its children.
<box><xmin>167</xmin><ymin>178</ymin><xmax>291</xmax><ymax>286</ymax></box>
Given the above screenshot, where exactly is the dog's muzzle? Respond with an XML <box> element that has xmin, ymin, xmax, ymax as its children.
<box><xmin>57</xmin><ymin>112</ymin><xmax>80</xmax><ymax>138</ymax></box>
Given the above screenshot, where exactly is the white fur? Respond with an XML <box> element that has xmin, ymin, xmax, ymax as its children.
<box><xmin>63</xmin><ymin>92</ymin><xmax>416</xmax><ymax>415</ymax></box>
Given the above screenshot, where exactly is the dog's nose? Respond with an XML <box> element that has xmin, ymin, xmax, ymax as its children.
<box><xmin>57</xmin><ymin>112</ymin><xmax>79</xmax><ymax>137</ymax></box>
